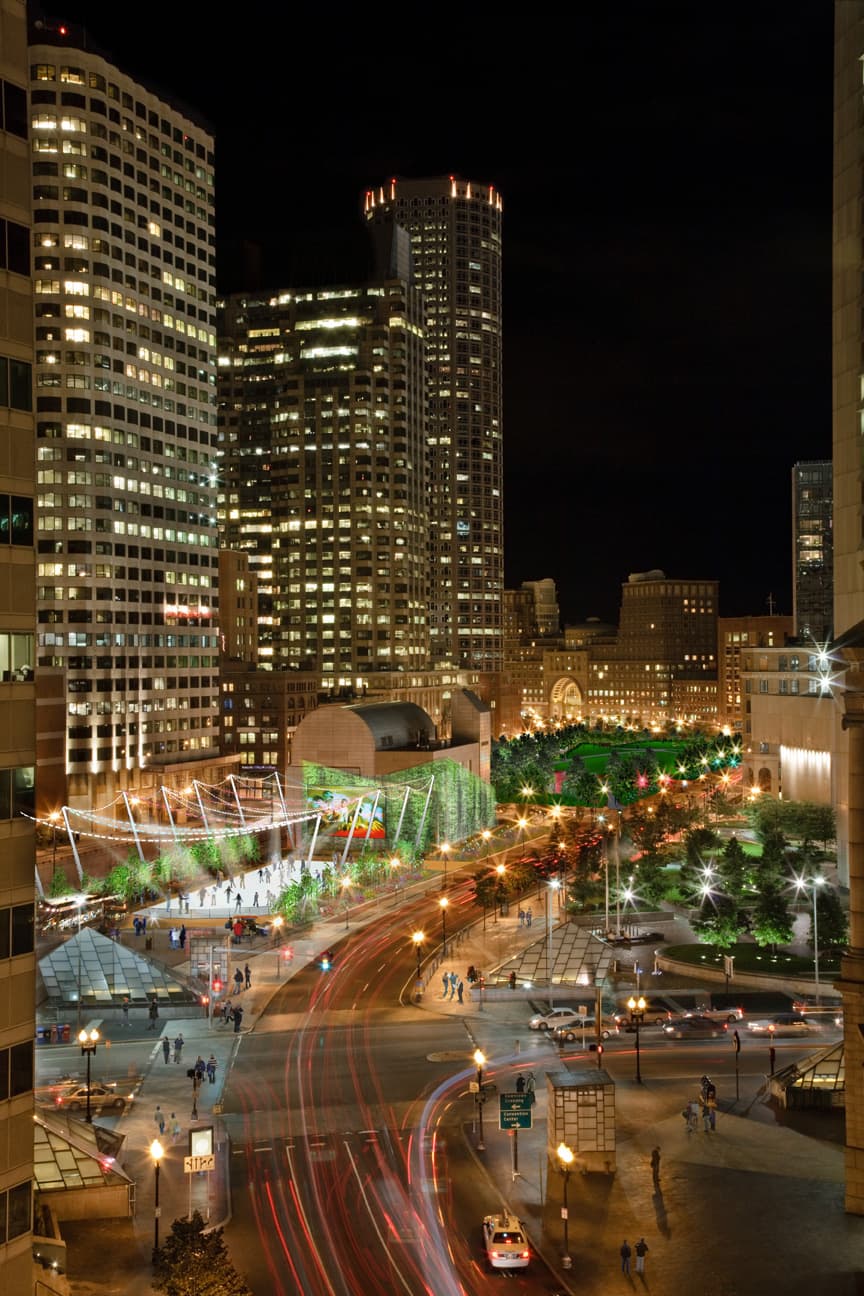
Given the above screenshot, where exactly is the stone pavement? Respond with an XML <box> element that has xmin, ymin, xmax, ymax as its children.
<box><xmin>48</xmin><ymin>870</ymin><xmax>864</xmax><ymax>1295</ymax></box>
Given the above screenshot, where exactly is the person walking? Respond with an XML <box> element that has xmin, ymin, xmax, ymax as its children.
<box><xmin>121</xmin><ymin>997</ymin><xmax>129</xmax><ymax>1027</ymax></box>
<box><xmin>651</xmin><ymin>1146</ymin><xmax>661</xmax><ymax>1188</ymax></box>
<box><xmin>620</xmin><ymin>1240</ymin><xmax>631</xmax><ymax>1275</ymax></box>
<box><xmin>234</xmin><ymin>891</ymin><xmax>243</xmax><ymax>913</ymax></box>
<box><xmin>457</xmin><ymin>979</ymin><xmax>464</xmax><ymax>1004</ymax></box>
<box><xmin>244</xmin><ymin>963</ymin><xmax>252</xmax><ymax>990</ymax></box>
<box><xmin>179</xmin><ymin>924</ymin><xmax>187</xmax><ymax>951</ymax></box>
<box><xmin>233</xmin><ymin>1005</ymin><xmax>244</xmax><ymax>1033</ymax></box>
<box><xmin>154</xmin><ymin>1104</ymin><xmax>166</xmax><ymax>1136</ymax></box>
<box><xmin>635</xmin><ymin>1238</ymin><xmax>649</xmax><ymax>1274</ymax></box>
<box><xmin>170</xmin><ymin>1112</ymin><xmax>181</xmax><ymax>1144</ymax></box>
<box><xmin>449</xmin><ymin>971</ymin><xmax>457</xmax><ymax>1000</ymax></box>
<box><xmin>702</xmin><ymin>1103</ymin><xmax>711</xmax><ymax>1133</ymax></box>
<box><xmin>173</xmin><ymin>1032</ymin><xmax>184</xmax><ymax>1064</ymax></box>
<box><xmin>206</xmin><ymin>1054</ymin><xmax>217</xmax><ymax>1084</ymax></box>
<box><xmin>526</xmin><ymin>1072</ymin><xmax>536</xmax><ymax>1103</ymax></box>
<box><xmin>441</xmin><ymin>971</ymin><xmax>449</xmax><ymax>998</ymax></box>
<box><xmin>526</xmin><ymin>906</ymin><xmax>533</xmax><ymax>927</ymax></box>
<box><xmin>253</xmin><ymin>892</ymin><xmax>259</xmax><ymax>908</ymax></box>
<box><xmin>518</xmin><ymin>908</ymin><xmax>525</xmax><ymax>927</ymax></box>
<box><xmin>162</xmin><ymin>1035</ymin><xmax>171</xmax><ymax>1064</ymax></box>
<box><xmin>147</xmin><ymin>997</ymin><xmax>159</xmax><ymax>1031</ymax></box>
<box><xmin>233</xmin><ymin>967</ymin><xmax>244</xmax><ymax>995</ymax></box>
<box><xmin>515</xmin><ymin>1073</ymin><xmax>526</xmax><ymax>1094</ymax></box>
<box><xmin>194</xmin><ymin>1055</ymin><xmax>206</xmax><ymax>1082</ymax></box>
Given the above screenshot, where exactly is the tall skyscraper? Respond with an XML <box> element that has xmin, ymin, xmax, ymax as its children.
<box><xmin>791</xmin><ymin>460</ymin><xmax>832</xmax><ymax>642</ymax></box>
<box><xmin>0</xmin><ymin>0</ymin><xmax>36</xmax><ymax>1282</ymax></box>
<box><xmin>219</xmin><ymin>278</ymin><xmax>430</xmax><ymax>677</ymax></box>
<box><xmin>364</xmin><ymin>177</ymin><xmax>504</xmax><ymax>673</ymax></box>
<box><xmin>27</xmin><ymin>24</ymin><xmax>220</xmax><ymax>805</ymax></box>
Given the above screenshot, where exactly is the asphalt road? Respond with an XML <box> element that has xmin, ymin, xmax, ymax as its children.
<box><xmin>221</xmin><ymin>885</ymin><xmax>570</xmax><ymax>1294</ymax></box>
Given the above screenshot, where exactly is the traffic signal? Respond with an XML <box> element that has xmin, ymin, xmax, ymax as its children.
<box><xmin>282</xmin><ymin>946</ymin><xmax>294</xmax><ymax>962</ymax></box>
<box><xmin>212</xmin><ymin>977</ymin><xmax>222</xmax><ymax>995</ymax></box>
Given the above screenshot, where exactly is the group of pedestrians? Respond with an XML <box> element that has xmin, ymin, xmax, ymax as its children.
<box><xmin>620</xmin><ymin>1238</ymin><xmax>650</xmax><ymax>1275</ymax></box>
<box><xmin>219</xmin><ymin>999</ymin><xmax>244</xmax><ymax>1032</ymax></box>
<box><xmin>440</xmin><ymin>969</ymin><xmax>465</xmax><ymax>1003</ymax></box>
<box><xmin>232</xmin><ymin>964</ymin><xmax>252</xmax><ymax>994</ymax></box>
<box><xmin>517</xmin><ymin>907</ymin><xmax>534</xmax><ymax>927</ymax></box>
<box><xmin>161</xmin><ymin>1032</ymin><xmax>186</xmax><ymax>1064</ymax></box>
<box><xmin>168</xmin><ymin>924</ymin><xmax>187</xmax><ymax>950</ymax></box>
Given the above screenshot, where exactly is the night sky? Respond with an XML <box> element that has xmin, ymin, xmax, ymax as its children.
<box><xmin>38</xmin><ymin>2</ymin><xmax>835</xmax><ymax>625</ymax></box>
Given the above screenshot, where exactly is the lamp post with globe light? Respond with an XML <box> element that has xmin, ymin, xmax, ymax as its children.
<box><xmin>627</xmin><ymin>994</ymin><xmax>646</xmax><ymax>1084</ymax></box>
<box><xmin>439</xmin><ymin>895</ymin><xmax>449</xmax><ymax>955</ymax></box>
<box><xmin>794</xmin><ymin>873</ymin><xmax>827</xmax><ymax>1004</ymax></box>
<box><xmin>473</xmin><ymin>1049</ymin><xmax>487</xmax><ymax>1151</ymax></box>
<box><xmin>77</xmin><ymin>1027</ymin><xmax>99</xmax><ymax>1122</ymax></box>
<box><xmin>150</xmin><ymin>1139</ymin><xmax>164</xmax><ymax>1263</ymax></box>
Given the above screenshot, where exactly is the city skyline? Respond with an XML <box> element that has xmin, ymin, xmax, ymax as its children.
<box><xmin>35</xmin><ymin>1</ymin><xmax>833</xmax><ymax>626</ymax></box>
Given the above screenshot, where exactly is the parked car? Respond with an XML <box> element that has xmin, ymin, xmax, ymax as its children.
<box><xmin>551</xmin><ymin>1015</ymin><xmax>618</xmax><ymax>1043</ymax></box>
<box><xmin>481</xmin><ymin>1213</ymin><xmax>531</xmax><ymax>1271</ymax></box>
<box><xmin>746</xmin><ymin>1014</ymin><xmax>820</xmax><ymax>1037</ymax></box>
<box><xmin>529</xmin><ymin>1007</ymin><xmax>586</xmax><ymax>1032</ymax></box>
<box><xmin>662</xmin><ymin>1016</ymin><xmax>727</xmax><ymax>1040</ymax></box>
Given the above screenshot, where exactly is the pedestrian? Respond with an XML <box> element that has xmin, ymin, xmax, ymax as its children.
<box><xmin>702</xmin><ymin>1103</ymin><xmax>711</xmax><ymax>1133</ymax></box>
<box><xmin>235</xmin><ymin>892</ymin><xmax>242</xmax><ymax>912</ymax></box>
<box><xmin>508</xmin><ymin>971</ymin><xmax>516</xmax><ymax>991</ymax></box>
<box><xmin>526</xmin><ymin>1072</ymin><xmax>536</xmax><ymax>1103</ymax></box>
<box><xmin>526</xmin><ymin>906</ymin><xmax>533</xmax><ymax>927</ymax></box>
<box><xmin>253</xmin><ymin>892</ymin><xmax>259</xmax><ymax>908</ymax></box>
<box><xmin>449</xmin><ymin>971</ymin><xmax>457</xmax><ymax>1000</ymax></box>
<box><xmin>199</xmin><ymin>886</ymin><xmax>206</xmax><ymax>907</ymax></box>
<box><xmin>441</xmin><ymin>971</ymin><xmax>449</xmax><ymax>998</ymax></box>
<box><xmin>133</xmin><ymin>916</ymin><xmax>141</xmax><ymax>937</ymax></box>
<box><xmin>233</xmin><ymin>967</ymin><xmax>244</xmax><ymax>995</ymax></box>
<box><xmin>147</xmin><ymin>997</ymin><xmax>159</xmax><ymax>1030</ymax></box>
<box><xmin>457</xmin><ymin>979</ymin><xmax>464</xmax><ymax>1003</ymax></box>
<box><xmin>206</xmin><ymin>1054</ymin><xmax>217</xmax><ymax>1084</ymax></box>
<box><xmin>635</xmin><ymin>1237</ymin><xmax>649</xmax><ymax>1274</ymax></box>
<box><xmin>171</xmin><ymin>1112</ymin><xmax>181</xmax><ymax>1144</ymax></box>
<box><xmin>245</xmin><ymin>963</ymin><xmax>252</xmax><ymax>989</ymax></box>
<box><xmin>121</xmin><ymin>997</ymin><xmax>129</xmax><ymax>1027</ymax></box>
<box><xmin>265</xmin><ymin>867</ymin><xmax>271</xmax><ymax>883</ymax></box>
<box><xmin>620</xmin><ymin>1240</ymin><xmax>631</xmax><ymax>1275</ymax></box>
<box><xmin>515</xmin><ymin>1073</ymin><xmax>526</xmax><ymax>1094</ymax></box>
<box><xmin>651</xmin><ymin>1146</ymin><xmax>661</xmax><ymax>1187</ymax></box>
<box><xmin>222</xmin><ymin>1000</ymin><xmax>232</xmax><ymax>1026</ymax></box>
<box><xmin>154</xmin><ymin>1104</ymin><xmax>166</xmax><ymax>1136</ymax></box>
<box><xmin>233</xmin><ymin>1005</ymin><xmax>243</xmax><ymax>1033</ymax></box>
<box><xmin>173</xmin><ymin>1032</ymin><xmax>184</xmax><ymax>1064</ymax></box>
<box><xmin>179</xmin><ymin>924</ymin><xmax>186</xmax><ymax>951</ymax></box>
<box><xmin>195</xmin><ymin>1055</ymin><xmax>206</xmax><ymax>1081</ymax></box>
<box><xmin>162</xmin><ymin>1036</ymin><xmax>171</xmax><ymax>1064</ymax></box>
<box><xmin>169</xmin><ymin>926</ymin><xmax>177</xmax><ymax>949</ymax></box>
<box><xmin>518</xmin><ymin>908</ymin><xmax>525</xmax><ymax>927</ymax></box>
<box><xmin>709</xmin><ymin>1104</ymin><xmax>716</xmax><ymax>1131</ymax></box>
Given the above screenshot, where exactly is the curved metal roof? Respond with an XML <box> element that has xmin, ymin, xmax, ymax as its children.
<box><xmin>343</xmin><ymin>701</ymin><xmax>435</xmax><ymax>749</ymax></box>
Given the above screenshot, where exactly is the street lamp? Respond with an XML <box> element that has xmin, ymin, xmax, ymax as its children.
<box><xmin>439</xmin><ymin>841</ymin><xmax>450</xmax><ymax>889</ymax></box>
<box><xmin>49</xmin><ymin>809</ymin><xmax>61</xmax><ymax>872</ymax></box>
<box><xmin>494</xmin><ymin>862</ymin><xmax>506</xmax><ymax>923</ymax></box>
<box><xmin>271</xmin><ymin>914</ymin><xmax>284</xmax><ymax>947</ymax></box>
<box><xmin>627</xmin><ymin>994</ymin><xmax>646</xmax><ymax>1084</ymax></box>
<box><xmin>473</xmin><ymin>1049</ymin><xmax>486</xmax><ymax>1151</ymax></box>
<box><xmin>77</xmin><ymin>1027</ymin><xmax>99</xmax><ymax>1123</ymax></box>
<box><xmin>341</xmin><ymin>874</ymin><xmax>352</xmax><ymax>929</ymax></box>
<box><xmin>439</xmin><ymin>896</ymin><xmax>449</xmax><ymax>954</ymax></box>
<box><xmin>556</xmin><ymin>1142</ymin><xmax>574</xmax><ymax>1269</ymax></box>
<box><xmin>150</xmin><ymin>1139</ymin><xmax>164</xmax><ymax>1263</ymax></box>
<box><xmin>795</xmin><ymin>874</ymin><xmax>827</xmax><ymax>1004</ymax></box>
<box><xmin>412</xmin><ymin>929</ymin><xmax>424</xmax><ymax>979</ymax></box>
<box><xmin>546</xmin><ymin>878</ymin><xmax>560</xmax><ymax>1008</ymax></box>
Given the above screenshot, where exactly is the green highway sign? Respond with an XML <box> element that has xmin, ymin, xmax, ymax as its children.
<box><xmin>499</xmin><ymin>1091</ymin><xmax>533</xmax><ymax>1130</ymax></box>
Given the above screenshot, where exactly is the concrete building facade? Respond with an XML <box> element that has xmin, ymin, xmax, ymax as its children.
<box><xmin>364</xmin><ymin>177</ymin><xmax>504</xmax><ymax>673</ymax></box>
<box><xmin>27</xmin><ymin>24</ymin><xmax>220</xmax><ymax>810</ymax></box>
<box><xmin>717</xmin><ymin>614</ymin><xmax>794</xmax><ymax>735</ymax></box>
<box><xmin>0</xmin><ymin>2</ymin><xmax>35</xmax><ymax>1286</ymax></box>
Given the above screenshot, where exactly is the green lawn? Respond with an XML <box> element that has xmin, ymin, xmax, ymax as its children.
<box><xmin>664</xmin><ymin>942</ymin><xmax>841</xmax><ymax>978</ymax></box>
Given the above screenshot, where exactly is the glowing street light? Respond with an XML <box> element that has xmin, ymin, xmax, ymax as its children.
<box><xmin>627</xmin><ymin>994</ymin><xmax>647</xmax><ymax>1084</ymax></box>
<box><xmin>557</xmin><ymin>1142</ymin><xmax>574</xmax><ymax>1268</ymax></box>
<box><xmin>546</xmin><ymin>877</ymin><xmax>561</xmax><ymax>1007</ymax></box>
<box><xmin>794</xmin><ymin>873</ymin><xmax>827</xmax><ymax>1004</ymax></box>
<box><xmin>412</xmin><ymin>929</ymin><xmax>424</xmax><ymax>978</ymax></box>
<box><xmin>439</xmin><ymin>895</ymin><xmax>449</xmax><ymax>954</ymax></box>
<box><xmin>439</xmin><ymin>841</ymin><xmax>451</xmax><ymax>889</ymax></box>
<box><xmin>77</xmin><ymin>1027</ymin><xmax>100</xmax><ymax>1122</ymax></box>
<box><xmin>341</xmin><ymin>874</ymin><xmax>352</xmax><ymax>929</ymax></box>
<box><xmin>473</xmin><ymin>1049</ymin><xmax>487</xmax><ymax>1151</ymax></box>
<box><xmin>150</xmin><ymin>1138</ymin><xmax>164</xmax><ymax>1262</ymax></box>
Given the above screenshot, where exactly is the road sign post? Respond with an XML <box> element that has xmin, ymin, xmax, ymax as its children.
<box><xmin>499</xmin><ymin>1092</ymin><xmax>533</xmax><ymax>1131</ymax></box>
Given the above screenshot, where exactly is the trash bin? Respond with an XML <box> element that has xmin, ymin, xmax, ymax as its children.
<box><xmin>61</xmin><ymin>1024</ymin><xmax>70</xmax><ymax>1043</ymax></box>
<box><xmin>145</xmin><ymin>935</ymin><xmax>153</xmax><ymax>951</ymax></box>
<box><xmin>35</xmin><ymin>1026</ymin><xmax>49</xmax><ymax>1045</ymax></box>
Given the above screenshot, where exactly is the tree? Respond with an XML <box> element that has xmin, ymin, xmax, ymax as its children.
<box><xmin>757</xmin><ymin>827</ymin><xmax>788</xmax><ymax>885</ymax></box>
<box><xmin>750</xmin><ymin>881</ymin><xmax>794</xmax><ymax>951</ymax></box>
<box><xmin>153</xmin><ymin>1212</ymin><xmax>252</xmax><ymax>1296</ymax></box>
<box><xmin>690</xmin><ymin>893</ymin><xmax>744</xmax><ymax>952</ymax></box>
<box><xmin>813</xmin><ymin>887</ymin><xmax>848</xmax><ymax>950</ymax></box>
<box><xmin>717</xmin><ymin>835</ymin><xmax>749</xmax><ymax>901</ymax></box>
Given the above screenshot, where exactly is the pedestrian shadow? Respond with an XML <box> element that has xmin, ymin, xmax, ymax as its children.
<box><xmin>652</xmin><ymin>1188</ymin><xmax>671</xmax><ymax>1238</ymax></box>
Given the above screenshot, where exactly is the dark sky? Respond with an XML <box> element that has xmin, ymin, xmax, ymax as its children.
<box><xmin>39</xmin><ymin>2</ymin><xmax>835</xmax><ymax>625</ymax></box>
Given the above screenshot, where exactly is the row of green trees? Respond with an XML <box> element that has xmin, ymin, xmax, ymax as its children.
<box><xmin>49</xmin><ymin>834</ymin><xmax>261</xmax><ymax>902</ymax></box>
